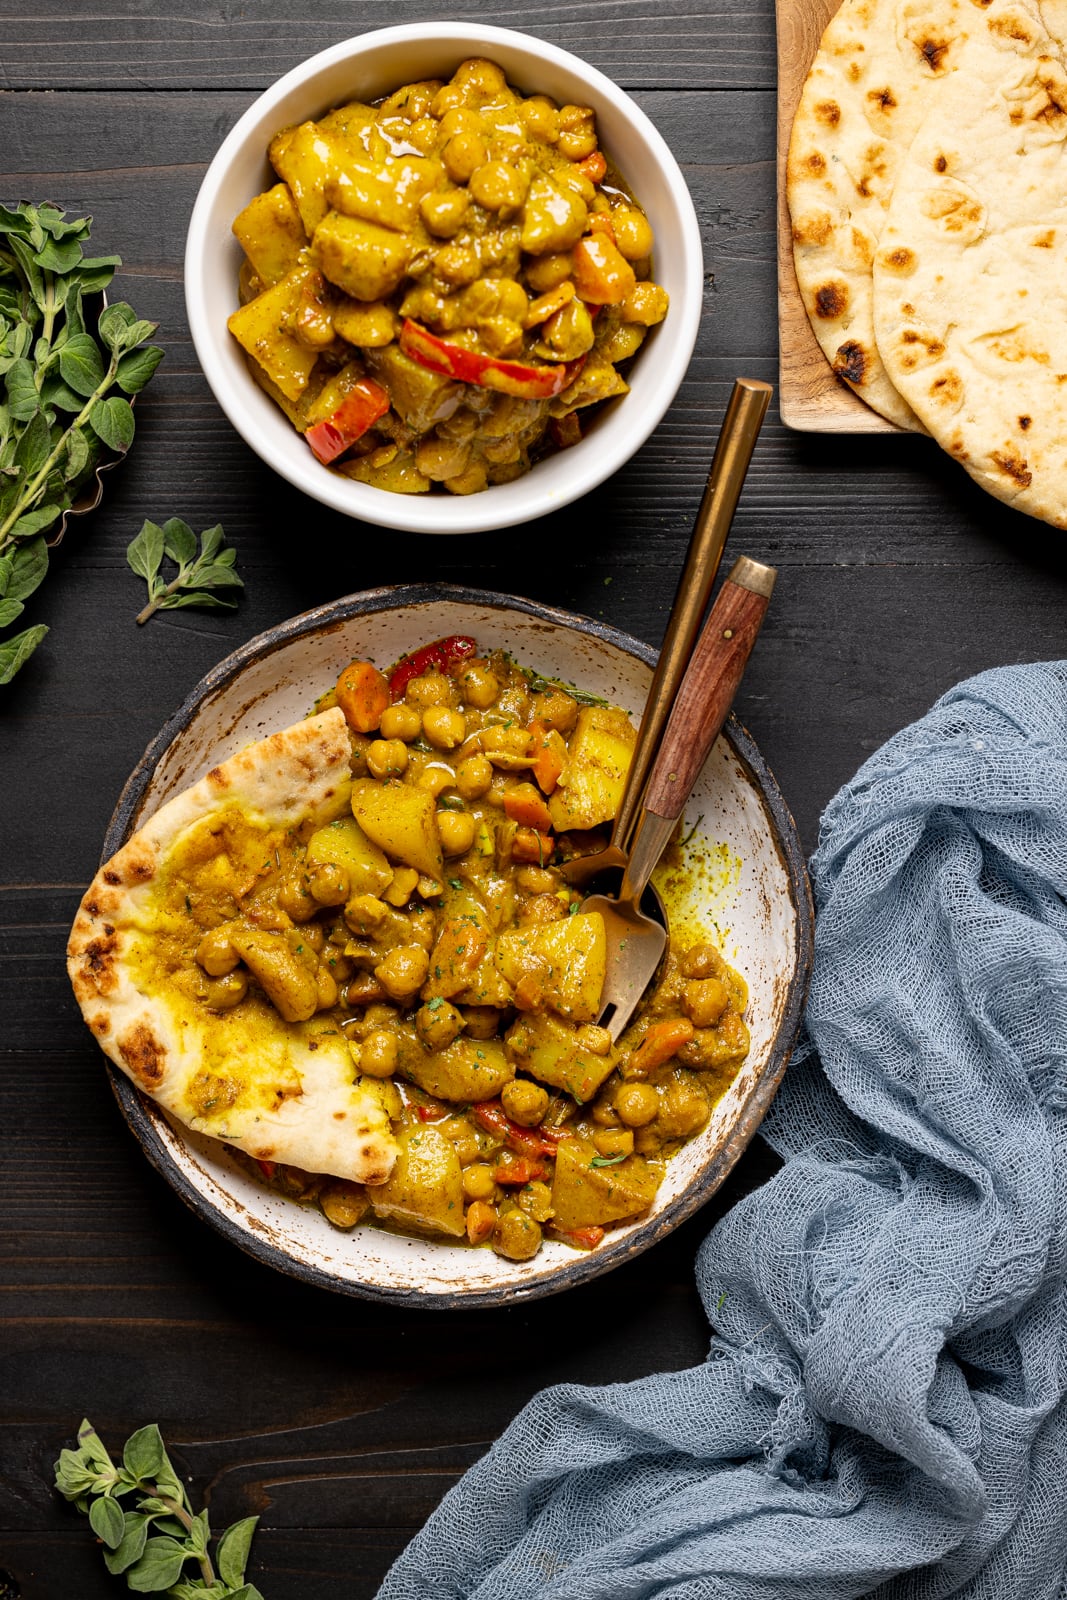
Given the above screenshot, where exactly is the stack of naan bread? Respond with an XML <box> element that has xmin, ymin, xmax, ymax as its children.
<box><xmin>787</xmin><ymin>0</ymin><xmax>1067</xmax><ymax>526</ymax></box>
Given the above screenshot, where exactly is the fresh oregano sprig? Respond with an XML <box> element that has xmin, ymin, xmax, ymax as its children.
<box><xmin>54</xmin><ymin>1419</ymin><xmax>264</xmax><ymax>1598</ymax></box>
<box><xmin>127</xmin><ymin>518</ymin><xmax>244</xmax><ymax>624</ymax></box>
<box><xmin>0</xmin><ymin>201</ymin><xmax>164</xmax><ymax>683</ymax></box>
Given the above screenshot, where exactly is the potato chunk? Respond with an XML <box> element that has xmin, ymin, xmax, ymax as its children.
<box><xmin>327</xmin><ymin>155</ymin><xmax>437</xmax><ymax>231</ymax></box>
<box><xmin>270</xmin><ymin>122</ymin><xmax>346</xmax><ymax>234</ymax></box>
<box><xmin>548</xmin><ymin>706</ymin><xmax>635</xmax><ymax>832</ymax></box>
<box><xmin>228</xmin><ymin>923</ymin><xmax>318</xmax><ymax>1022</ymax></box>
<box><xmin>550</xmin><ymin>1137</ymin><xmax>662</xmax><ymax>1230</ymax></box>
<box><xmin>369</xmin><ymin>1124</ymin><xmax>465</xmax><ymax>1237</ymax></box>
<box><xmin>495</xmin><ymin>911</ymin><xmax>606</xmax><ymax>1022</ymax></box>
<box><xmin>351</xmin><ymin>779</ymin><xmax>444</xmax><ymax>883</ymax></box>
<box><xmin>306</xmin><ymin>816</ymin><xmax>393</xmax><ymax>897</ymax></box>
<box><xmin>505</xmin><ymin>1012</ymin><xmax>617</xmax><ymax>1103</ymax></box>
<box><xmin>314</xmin><ymin>210</ymin><xmax>414</xmax><ymax>301</ymax></box>
<box><xmin>227</xmin><ymin>267</ymin><xmax>321</xmax><ymax>401</ymax></box>
<box><xmin>521</xmin><ymin>175</ymin><xmax>588</xmax><ymax>254</ymax></box>
<box><xmin>232</xmin><ymin>183</ymin><xmax>308</xmax><ymax>287</ymax></box>
<box><xmin>398</xmin><ymin>1033</ymin><xmax>514</xmax><ymax>1102</ymax></box>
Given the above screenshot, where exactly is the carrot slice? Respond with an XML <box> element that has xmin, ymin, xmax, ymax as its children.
<box><xmin>503</xmin><ymin>783</ymin><xmax>554</xmax><ymax>833</ymax></box>
<box><xmin>334</xmin><ymin>659</ymin><xmax>390</xmax><ymax>733</ymax></box>
<box><xmin>630</xmin><ymin>1017</ymin><xmax>695</xmax><ymax>1074</ymax></box>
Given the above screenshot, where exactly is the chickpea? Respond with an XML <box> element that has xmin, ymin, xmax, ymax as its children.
<box><xmin>435</xmin><ymin>243</ymin><xmax>481</xmax><ymax>287</ymax></box>
<box><xmin>367</xmin><ymin>738</ymin><xmax>410</xmax><ymax>778</ymax></box>
<box><xmin>462</xmin><ymin>1163</ymin><xmax>497</xmax><ymax>1201</ymax></box>
<box><xmin>437</xmin><ymin>105</ymin><xmax>487</xmax><ymax>139</ymax></box>
<box><xmin>679</xmin><ymin>943</ymin><xmax>724</xmax><ymax>981</ymax></box>
<box><xmin>202</xmin><ymin>969</ymin><xmax>248</xmax><ymax>1010</ymax></box>
<box><xmin>406</xmin><ymin>673</ymin><xmax>453</xmax><ymax>708</ymax></box>
<box><xmin>379</xmin><ymin>703</ymin><xmax>421</xmax><ymax>742</ymax></box>
<box><xmin>557</xmin><ymin>104</ymin><xmax>598</xmax><ymax>161</ymax></box>
<box><xmin>422</xmin><ymin>705</ymin><xmax>467</xmax><ymax>749</ymax></box>
<box><xmin>466</xmin><ymin>1199</ymin><xmax>498</xmax><ymax>1245</ymax></box>
<box><xmin>415</xmin><ymin>998</ymin><xmax>465</xmax><ymax>1051</ymax></box>
<box><xmin>382</xmin><ymin>866</ymin><xmax>420</xmax><ymax>908</ymax></box>
<box><xmin>453</xmin><ymin>57</ymin><xmax>508</xmax><ymax>98</ymax></box>
<box><xmin>197</xmin><ymin>925</ymin><xmax>239</xmax><ymax>977</ymax></box>
<box><xmin>515</xmin><ymin>865</ymin><xmax>557</xmax><ymax>894</ymax></box>
<box><xmin>459</xmin><ymin>661</ymin><xmax>500</xmax><ymax>708</ymax></box>
<box><xmin>520</xmin><ymin>96</ymin><xmax>560</xmax><ymax>142</ymax></box>
<box><xmin>301</xmin><ymin>921</ymin><xmax>326</xmax><ymax>954</ymax></box>
<box><xmin>461</xmin><ymin>1006</ymin><xmax>503</xmax><ymax>1039</ymax></box>
<box><xmin>343</xmin><ymin>973</ymin><xmax>387</xmax><ymax>1008</ymax></box>
<box><xmin>501</xmin><ymin>1078</ymin><xmax>549</xmax><ymax>1127</ymax></box>
<box><xmin>307</xmin><ymin>862</ymin><xmax>350</xmax><ymax>906</ymax></box>
<box><xmin>493</xmin><ymin>1207</ymin><xmax>542</xmax><ymax>1261</ymax></box>
<box><xmin>682</xmin><ymin>977</ymin><xmax>730</xmax><ymax>1028</ymax></box>
<box><xmin>540</xmin><ymin>298</ymin><xmax>595</xmax><ymax>360</ymax></box>
<box><xmin>443</xmin><ymin>130</ymin><xmax>487</xmax><ymax>183</ymax></box>
<box><xmin>532</xmin><ymin>687</ymin><xmax>578</xmax><ymax>733</ymax></box>
<box><xmin>360</xmin><ymin>1030</ymin><xmax>399</xmax><ymax>1078</ymax></box>
<box><xmin>417</xmin><ymin>763</ymin><xmax>456</xmax><ymax>798</ymax></box>
<box><xmin>278</xmin><ymin>874</ymin><xmax>317</xmax><ymax>923</ymax></box>
<box><xmin>577</xmin><ymin>1024</ymin><xmax>613</xmax><ymax>1056</ymax></box>
<box><xmin>593</xmin><ymin>1126</ymin><xmax>634</xmax><ymax>1159</ymax></box>
<box><xmin>407</xmin><ymin>907</ymin><xmax>437</xmax><ymax>950</ymax></box>
<box><xmin>420</xmin><ymin>188</ymin><xmax>470</xmax><ymax>238</ymax></box>
<box><xmin>615</xmin><ymin>1081</ymin><xmax>660</xmax><ymax>1128</ymax></box>
<box><xmin>517</xmin><ymin>1180</ymin><xmax>553</xmax><ymax>1222</ymax></box>
<box><xmin>345</xmin><ymin>893</ymin><xmax>388</xmax><ymax>932</ymax></box>
<box><xmin>620</xmin><ymin>282</ymin><xmax>670</xmax><ymax>327</ymax></box>
<box><xmin>319</xmin><ymin>1181</ymin><xmax>368</xmax><ymax>1229</ymax></box>
<box><xmin>315</xmin><ymin>966</ymin><xmax>339</xmax><ymax>1010</ymax></box>
<box><xmin>612</xmin><ymin>207</ymin><xmax>655</xmax><ymax>261</ymax></box>
<box><xmin>437</xmin><ymin>809</ymin><xmax>477</xmax><ymax>856</ymax></box>
<box><xmin>659</xmin><ymin>1080</ymin><xmax>710</xmax><ymax>1140</ymax></box>
<box><xmin>469</xmin><ymin>161</ymin><xmax>529</xmax><ymax>211</ymax></box>
<box><xmin>591</xmin><ymin>1096</ymin><xmax>622</xmax><ymax>1127</ymax></box>
<box><xmin>456</xmin><ymin>754</ymin><xmax>493</xmax><ymax>799</ymax></box>
<box><xmin>525</xmin><ymin>252</ymin><xmax>573</xmax><ymax>293</ymax></box>
<box><xmin>375</xmin><ymin>943</ymin><xmax>430</xmax><ymax>1002</ymax></box>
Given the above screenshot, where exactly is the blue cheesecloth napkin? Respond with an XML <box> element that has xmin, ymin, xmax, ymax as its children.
<box><xmin>377</xmin><ymin>662</ymin><xmax>1067</xmax><ymax>1600</ymax></box>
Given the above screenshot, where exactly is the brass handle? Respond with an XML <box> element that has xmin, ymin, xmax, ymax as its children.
<box><xmin>613</xmin><ymin>376</ymin><xmax>772</xmax><ymax>853</ymax></box>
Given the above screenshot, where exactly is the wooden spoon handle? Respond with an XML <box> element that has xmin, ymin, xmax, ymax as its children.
<box><xmin>642</xmin><ymin>556</ymin><xmax>775</xmax><ymax>820</ymax></box>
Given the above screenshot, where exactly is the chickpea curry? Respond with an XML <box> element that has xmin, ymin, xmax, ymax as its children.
<box><xmin>228</xmin><ymin>58</ymin><xmax>669</xmax><ymax>496</ymax></box>
<box><xmin>136</xmin><ymin>637</ymin><xmax>751</xmax><ymax>1263</ymax></box>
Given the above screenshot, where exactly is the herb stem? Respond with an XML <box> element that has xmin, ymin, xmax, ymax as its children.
<box><xmin>0</xmin><ymin>352</ymin><xmax>117</xmax><ymax>550</ymax></box>
<box><xmin>135</xmin><ymin>568</ymin><xmax>186</xmax><ymax>626</ymax></box>
<box><xmin>153</xmin><ymin>1491</ymin><xmax>217</xmax><ymax>1588</ymax></box>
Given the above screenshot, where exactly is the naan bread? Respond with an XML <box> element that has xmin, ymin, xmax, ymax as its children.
<box><xmin>787</xmin><ymin>0</ymin><xmax>1055</xmax><ymax>427</ymax></box>
<box><xmin>68</xmin><ymin>708</ymin><xmax>398</xmax><ymax>1186</ymax></box>
<box><xmin>873</xmin><ymin>44</ymin><xmax>1067</xmax><ymax>524</ymax></box>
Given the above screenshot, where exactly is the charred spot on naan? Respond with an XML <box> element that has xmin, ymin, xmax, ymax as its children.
<box><xmin>878</xmin><ymin>245</ymin><xmax>917</xmax><ymax>275</ymax></box>
<box><xmin>989</xmin><ymin>446</ymin><xmax>1033</xmax><ymax>489</ymax></box>
<box><xmin>1019</xmin><ymin>415</ymin><xmax>1032</xmax><ymax>430</ymax></box>
<box><xmin>833</xmin><ymin>339</ymin><xmax>872</xmax><ymax>385</ymax></box>
<box><xmin>815</xmin><ymin>99</ymin><xmax>842</xmax><ymax>125</ymax></box>
<box><xmin>813</xmin><ymin>281</ymin><xmax>850</xmax><ymax>320</ymax></box>
<box><xmin>793</xmin><ymin>210</ymin><xmax>834</xmax><ymax>248</ymax></box>
<box><xmin>928</xmin><ymin>369</ymin><xmax>964</xmax><ymax>408</ymax></box>
<box><xmin>118</xmin><ymin>1021</ymin><xmax>167</xmax><ymax>1089</ymax></box>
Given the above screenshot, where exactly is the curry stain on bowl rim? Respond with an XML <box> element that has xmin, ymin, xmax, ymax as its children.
<box><xmin>100</xmin><ymin>583</ymin><xmax>813</xmax><ymax>1307</ymax></box>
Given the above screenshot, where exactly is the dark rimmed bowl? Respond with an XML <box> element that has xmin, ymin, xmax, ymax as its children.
<box><xmin>101</xmin><ymin>584</ymin><xmax>813</xmax><ymax>1307</ymax></box>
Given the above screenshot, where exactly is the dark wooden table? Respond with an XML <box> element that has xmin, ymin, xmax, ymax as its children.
<box><xmin>2</xmin><ymin>6</ymin><xmax>1065</xmax><ymax>1597</ymax></box>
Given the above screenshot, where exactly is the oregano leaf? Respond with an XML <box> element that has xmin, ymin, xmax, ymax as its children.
<box><xmin>125</xmin><ymin>1534</ymin><xmax>188</xmax><ymax>1593</ymax></box>
<box><xmin>122</xmin><ymin>1423</ymin><xmax>166</xmax><ymax>1482</ymax></box>
<box><xmin>89</xmin><ymin>393</ymin><xmax>135</xmax><ymax>451</ymax></box>
<box><xmin>126</xmin><ymin>521</ymin><xmax>164</xmax><ymax>585</ymax></box>
<box><xmin>8</xmin><ymin>537</ymin><xmax>48</xmax><ymax>601</ymax></box>
<box><xmin>103</xmin><ymin>1511</ymin><xmax>150</xmax><ymax>1576</ymax></box>
<box><xmin>58</xmin><ymin>332</ymin><xmax>105</xmax><ymax>397</ymax></box>
<box><xmin>161</xmin><ymin>516</ymin><xmax>197</xmax><ymax>567</ymax></box>
<box><xmin>88</xmin><ymin>1493</ymin><xmax>126</xmax><ymax>1549</ymax></box>
<box><xmin>116</xmin><ymin>344</ymin><xmax>164</xmax><ymax>394</ymax></box>
<box><xmin>0</xmin><ymin>622</ymin><xmax>48</xmax><ymax>683</ymax></box>
<box><xmin>216</xmin><ymin>1515</ymin><xmax>259</xmax><ymax>1588</ymax></box>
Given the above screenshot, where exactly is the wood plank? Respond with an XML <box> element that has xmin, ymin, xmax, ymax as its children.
<box><xmin>774</xmin><ymin>0</ymin><xmax>899</xmax><ymax>431</ymax></box>
<box><xmin>0</xmin><ymin>2</ymin><xmax>776</xmax><ymax>92</ymax></box>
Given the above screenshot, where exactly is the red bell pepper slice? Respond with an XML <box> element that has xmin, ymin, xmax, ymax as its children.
<box><xmin>256</xmin><ymin>1159</ymin><xmax>277</xmax><ymax>1180</ymax></box>
<box><xmin>303</xmin><ymin>378</ymin><xmax>390</xmax><ymax>465</ymax></box>
<box><xmin>492</xmin><ymin>1155</ymin><xmax>548</xmax><ymax>1185</ymax></box>
<box><xmin>400</xmin><ymin>319</ymin><xmax>584</xmax><ymax>400</ymax></box>
<box><xmin>470</xmin><ymin>1100</ymin><xmax>566</xmax><ymax>1158</ymax></box>
<box><xmin>388</xmin><ymin>634</ymin><xmax>477</xmax><ymax>700</ymax></box>
<box><xmin>552</xmin><ymin>1224</ymin><xmax>605</xmax><ymax>1251</ymax></box>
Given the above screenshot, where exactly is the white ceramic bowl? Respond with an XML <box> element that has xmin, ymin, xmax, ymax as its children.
<box><xmin>184</xmin><ymin>23</ymin><xmax>703</xmax><ymax>534</ymax></box>
<box><xmin>101</xmin><ymin>586</ymin><xmax>812</xmax><ymax>1307</ymax></box>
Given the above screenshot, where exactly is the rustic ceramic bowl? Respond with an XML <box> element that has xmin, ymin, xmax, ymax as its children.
<box><xmin>102</xmin><ymin>586</ymin><xmax>812</xmax><ymax>1306</ymax></box>
<box><xmin>184</xmin><ymin>23</ymin><xmax>703</xmax><ymax>535</ymax></box>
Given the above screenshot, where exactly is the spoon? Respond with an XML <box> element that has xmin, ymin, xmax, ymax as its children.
<box><xmin>584</xmin><ymin>554</ymin><xmax>777</xmax><ymax>1040</ymax></box>
<box><xmin>559</xmin><ymin>376</ymin><xmax>772</xmax><ymax>891</ymax></box>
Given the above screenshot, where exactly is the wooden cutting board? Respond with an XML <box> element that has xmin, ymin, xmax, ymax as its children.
<box><xmin>775</xmin><ymin>0</ymin><xmax>901</xmax><ymax>432</ymax></box>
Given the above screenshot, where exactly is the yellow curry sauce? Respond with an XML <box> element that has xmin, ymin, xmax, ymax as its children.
<box><xmin>228</xmin><ymin>57</ymin><xmax>669</xmax><ymax>495</ymax></box>
<box><xmin>139</xmin><ymin>640</ymin><xmax>749</xmax><ymax>1262</ymax></box>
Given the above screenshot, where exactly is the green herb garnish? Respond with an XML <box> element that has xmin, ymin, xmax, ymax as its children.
<box><xmin>520</xmin><ymin>666</ymin><xmax>609</xmax><ymax>707</ymax></box>
<box><xmin>0</xmin><ymin>202</ymin><xmax>164</xmax><ymax>682</ymax></box>
<box><xmin>127</xmin><ymin>518</ymin><xmax>243</xmax><ymax>624</ymax></box>
<box><xmin>590</xmin><ymin>1153</ymin><xmax>628</xmax><ymax>1168</ymax></box>
<box><xmin>54</xmin><ymin>1419</ymin><xmax>263</xmax><ymax>1596</ymax></box>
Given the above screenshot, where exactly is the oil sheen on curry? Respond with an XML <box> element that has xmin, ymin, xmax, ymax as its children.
<box><xmin>228</xmin><ymin>57</ymin><xmax>669</xmax><ymax>495</ymax></box>
<box><xmin>118</xmin><ymin>640</ymin><xmax>749</xmax><ymax>1264</ymax></box>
